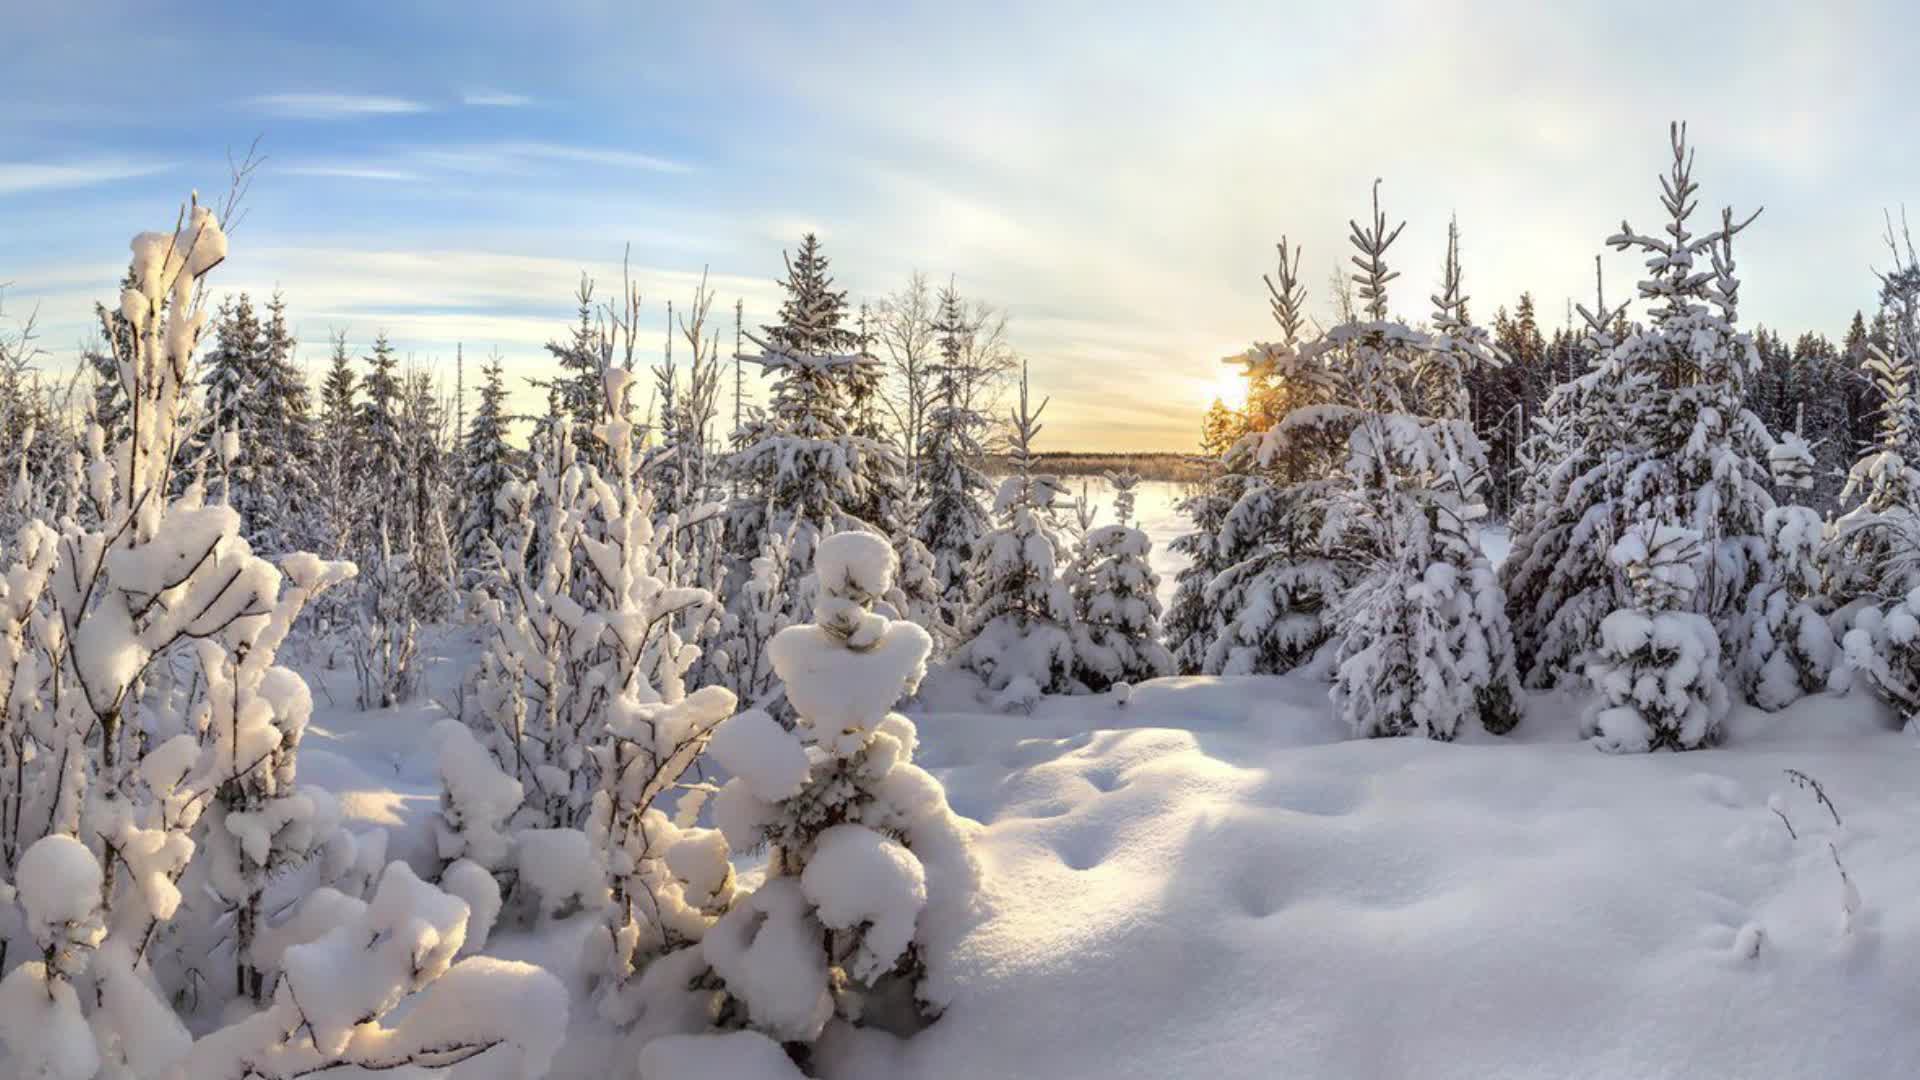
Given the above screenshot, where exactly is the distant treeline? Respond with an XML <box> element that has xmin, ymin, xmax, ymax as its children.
<box><xmin>984</xmin><ymin>451</ymin><xmax>1207</xmax><ymax>482</ymax></box>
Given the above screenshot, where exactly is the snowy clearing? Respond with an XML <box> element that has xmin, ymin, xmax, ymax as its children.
<box><xmin>285</xmin><ymin>630</ymin><xmax>1920</xmax><ymax>1079</ymax></box>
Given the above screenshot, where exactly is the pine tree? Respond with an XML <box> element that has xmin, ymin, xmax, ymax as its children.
<box><xmin>1506</xmin><ymin>125</ymin><xmax>1782</xmax><ymax>693</ymax></box>
<box><xmin>913</xmin><ymin>281</ymin><xmax>995</xmax><ymax>637</ymax></box>
<box><xmin>458</xmin><ymin>356</ymin><xmax>516</xmax><ymax>583</ymax></box>
<box><xmin>1585</xmin><ymin>524</ymin><xmax>1730</xmax><ymax>751</ymax></box>
<box><xmin>1322</xmin><ymin>196</ymin><xmax>1521</xmax><ymax>739</ymax></box>
<box><xmin>1598</xmin><ymin>124</ymin><xmax>1777</xmax><ymax>665</ymax></box>
<box><xmin>705</xmin><ymin>532</ymin><xmax>978</xmax><ymax>1044</ymax></box>
<box><xmin>954</xmin><ymin>363</ymin><xmax>1074</xmax><ymax>699</ymax></box>
<box><xmin>727</xmin><ymin>235</ymin><xmax>903</xmax><ymax>606</ymax></box>
<box><xmin>356</xmin><ymin>332</ymin><xmax>406</xmax><ymax>550</ymax></box>
<box><xmin>1499</xmin><ymin>259</ymin><xmax>1637</xmax><ymax>687</ymax></box>
<box><xmin>317</xmin><ymin>331</ymin><xmax>359</xmax><ymax>559</ymax></box>
<box><xmin>1196</xmin><ymin>238</ymin><xmax>1345</xmax><ymax>677</ymax></box>
<box><xmin>1065</xmin><ymin>471</ymin><xmax>1172</xmax><ymax>691</ymax></box>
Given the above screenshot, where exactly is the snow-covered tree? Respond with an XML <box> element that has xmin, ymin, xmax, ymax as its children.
<box><xmin>1829</xmin><ymin>228</ymin><xmax>1920</xmax><ymax>607</ymax></box>
<box><xmin>1318</xmin><ymin>189</ymin><xmax>1522</xmax><ymax>739</ymax></box>
<box><xmin>913</xmin><ymin>281</ymin><xmax>995</xmax><ymax>638</ymax></box>
<box><xmin>0</xmin><ymin>194</ymin><xmax>564</xmax><ymax>1080</ymax></box>
<box><xmin>355</xmin><ymin>332</ymin><xmax>407</xmax><ymax>552</ymax></box>
<box><xmin>458</xmin><ymin>354</ymin><xmax>517</xmax><ymax>584</ymax></box>
<box><xmin>1505</xmin><ymin>125</ymin><xmax>1779</xmax><ymax>690</ymax></box>
<box><xmin>1198</xmin><ymin>237</ymin><xmax>1347</xmax><ymax>677</ymax></box>
<box><xmin>316</xmin><ymin>331</ymin><xmax>359</xmax><ymax>560</ymax></box>
<box><xmin>954</xmin><ymin>363</ymin><xmax>1075</xmax><ymax>699</ymax></box>
<box><xmin>705</xmin><ymin>531</ymin><xmax>979</xmax><ymax>1056</ymax></box>
<box><xmin>1739</xmin><ymin>500</ymin><xmax>1838</xmax><ymax>709</ymax></box>
<box><xmin>1065</xmin><ymin>471</ymin><xmax>1172</xmax><ymax>692</ymax></box>
<box><xmin>1584</xmin><ymin>524</ymin><xmax>1729</xmax><ymax>752</ymax></box>
<box><xmin>1497</xmin><ymin>259</ymin><xmax>1637</xmax><ymax>687</ymax></box>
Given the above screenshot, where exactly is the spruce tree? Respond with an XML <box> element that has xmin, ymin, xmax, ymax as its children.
<box><xmin>727</xmin><ymin>235</ymin><xmax>902</xmax><ymax>588</ymax></box>
<box><xmin>1065</xmin><ymin>471</ymin><xmax>1173</xmax><ymax>691</ymax></box>
<box><xmin>913</xmin><ymin>280</ymin><xmax>995</xmax><ymax>637</ymax></box>
<box><xmin>1322</xmin><ymin>198</ymin><xmax>1521</xmax><ymax>739</ymax></box>
<box><xmin>318</xmin><ymin>331</ymin><xmax>359</xmax><ymax>559</ymax></box>
<box><xmin>458</xmin><ymin>356</ymin><xmax>516</xmax><ymax>583</ymax></box>
<box><xmin>1506</xmin><ymin>125</ymin><xmax>1782</xmax><ymax>695</ymax></box>
<box><xmin>954</xmin><ymin>362</ymin><xmax>1074</xmax><ymax>699</ymax></box>
<box><xmin>356</xmin><ymin>332</ymin><xmax>406</xmax><ymax>551</ymax></box>
<box><xmin>1196</xmin><ymin>238</ymin><xmax>1345</xmax><ymax>677</ymax></box>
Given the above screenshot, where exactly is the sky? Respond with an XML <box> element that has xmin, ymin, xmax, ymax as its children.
<box><xmin>3</xmin><ymin>0</ymin><xmax>1916</xmax><ymax>450</ymax></box>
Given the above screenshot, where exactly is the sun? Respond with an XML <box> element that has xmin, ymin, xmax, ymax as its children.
<box><xmin>1211</xmin><ymin>368</ymin><xmax>1250</xmax><ymax>412</ymax></box>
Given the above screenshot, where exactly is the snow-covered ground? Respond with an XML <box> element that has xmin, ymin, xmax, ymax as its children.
<box><xmin>296</xmin><ymin>623</ymin><xmax>1920</xmax><ymax>1079</ymax></box>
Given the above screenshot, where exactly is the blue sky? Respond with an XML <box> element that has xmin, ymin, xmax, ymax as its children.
<box><xmin>3</xmin><ymin>0</ymin><xmax>1915</xmax><ymax>449</ymax></box>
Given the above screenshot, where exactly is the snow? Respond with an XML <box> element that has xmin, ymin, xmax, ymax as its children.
<box><xmin>800</xmin><ymin>824</ymin><xmax>928</xmax><ymax>982</ymax></box>
<box><xmin>708</xmin><ymin>707</ymin><xmax>811</xmax><ymax>801</ymax></box>
<box><xmin>637</xmin><ymin>1031</ymin><xmax>807</xmax><ymax>1079</ymax></box>
<box><xmin>14</xmin><ymin>835</ymin><xmax>100</xmax><ymax>934</ymax></box>
<box><xmin>21</xmin><ymin>599</ymin><xmax>1907</xmax><ymax>1079</ymax></box>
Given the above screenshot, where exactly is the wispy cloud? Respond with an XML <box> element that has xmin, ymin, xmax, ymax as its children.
<box><xmin>487</xmin><ymin>142</ymin><xmax>687</xmax><ymax>175</ymax></box>
<box><xmin>281</xmin><ymin>163</ymin><xmax>426</xmax><ymax>183</ymax></box>
<box><xmin>0</xmin><ymin>159</ymin><xmax>175</xmax><ymax>196</ymax></box>
<box><xmin>248</xmin><ymin>93</ymin><xmax>431</xmax><ymax>119</ymax></box>
<box><xmin>462</xmin><ymin>90</ymin><xmax>532</xmax><ymax>107</ymax></box>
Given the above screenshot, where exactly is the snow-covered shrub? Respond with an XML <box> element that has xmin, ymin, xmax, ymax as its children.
<box><xmin>1840</xmin><ymin>588</ymin><xmax>1920</xmax><ymax>729</ymax></box>
<box><xmin>705</xmin><ymin>531</ymin><xmax>980</xmax><ymax>1053</ymax></box>
<box><xmin>955</xmin><ymin>365</ymin><xmax>1075</xmax><ymax>697</ymax></box>
<box><xmin>350</xmin><ymin>527</ymin><xmax>419</xmax><ymax>709</ymax></box>
<box><xmin>1584</xmin><ymin>524</ymin><xmax>1729</xmax><ymax>753</ymax></box>
<box><xmin>1739</xmin><ymin>505</ymin><xmax>1838</xmax><ymax>710</ymax></box>
<box><xmin>710</xmin><ymin>528</ymin><xmax>800</xmax><ymax>712</ymax></box>
<box><xmin>0</xmin><ymin>196</ymin><xmax>555</xmax><ymax>1080</ymax></box>
<box><xmin>163</xmin><ymin>862</ymin><xmax>567</xmax><ymax>1080</ymax></box>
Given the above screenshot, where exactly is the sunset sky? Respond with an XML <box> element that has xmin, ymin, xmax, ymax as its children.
<box><xmin>4</xmin><ymin>0</ymin><xmax>1914</xmax><ymax>450</ymax></box>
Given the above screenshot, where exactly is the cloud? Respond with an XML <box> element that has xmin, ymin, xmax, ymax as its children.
<box><xmin>282</xmin><ymin>163</ymin><xmax>426</xmax><ymax>182</ymax></box>
<box><xmin>248</xmin><ymin>93</ymin><xmax>431</xmax><ymax>119</ymax></box>
<box><xmin>488</xmin><ymin>142</ymin><xmax>688</xmax><ymax>175</ymax></box>
<box><xmin>0</xmin><ymin>159</ymin><xmax>176</xmax><ymax>196</ymax></box>
<box><xmin>463</xmin><ymin>91</ymin><xmax>532</xmax><ymax>107</ymax></box>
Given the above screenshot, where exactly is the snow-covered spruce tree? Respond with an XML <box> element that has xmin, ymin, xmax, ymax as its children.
<box><xmin>1600</xmin><ymin>125</ymin><xmax>1776</xmax><ymax>653</ymax></box>
<box><xmin>704</xmin><ymin>531</ymin><xmax>979</xmax><ymax>1056</ymax></box>
<box><xmin>0</xmin><ymin>197</ymin><xmax>565</xmax><ymax>1080</ymax></box>
<box><xmin>1322</xmin><ymin>189</ymin><xmax>1522</xmax><ymax>739</ymax></box>
<box><xmin>355</xmin><ymin>331</ymin><xmax>407</xmax><ymax>553</ymax></box>
<box><xmin>727</xmin><ymin>234</ymin><xmax>905</xmax><ymax>609</ymax></box>
<box><xmin>316</xmin><ymin>330</ymin><xmax>359</xmax><ymax>561</ymax></box>
<box><xmin>1584</xmin><ymin>524</ymin><xmax>1730</xmax><ymax>752</ymax></box>
<box><xmin>1163</xmin><ymin>468</ymin><xmax>1232</xmax><ymax>675</ymax></box>
<box><xmin>912</xmin><ymin>280</ymin><xmax>996</xmax><ymax>637</ymax></box>
<box><xmin>1739</xmin><ymin>497</ymin><xmax>1839</xmax><ymax>710</ymax></box>
<box><xmin>709</xmin><ymin>527</ymin><xmax>799</xmax><ymax>712</ymax></box>
<box><xmin>1199</xmin><ymin>237</ymin><xmax>1348</xmax><ymax>677</ymax></box>
<box><xmin>1506</xmin><ymin>127</ymin><xmax>1784</xmax><ymax>690</ymax></box>
<box><xmin>1496</xmin><ymin>258</ymin><xmax>1639</xmax><ymax>687</ymax></box>
<box><xmin>255</xmin><ymin>291</ymin><xmax>324</xmax><ymax>555</ymax></box>
<box><xmin>953</xmin><ymin>363</ymin><xmax>1075</xmax><ymax>699</ymax></box>
<box><xmin>1829</xmin><ymin>230</ymin><xmax>1920</xmax><ymax>609</ymax></box>
<box><xmin>398</xmin><ymin>367</ymin><xmax>457</xmax><ymax>621</ymax></box>
<box><xmin>458</xmin><ymin>354</ymin><xmax>517</xmax><ymax>587</ymax></box>
<box><xmin>1064</xmin><ymin>471</ymin><xmax>1172</xmax><ymax>692</ymax></box>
